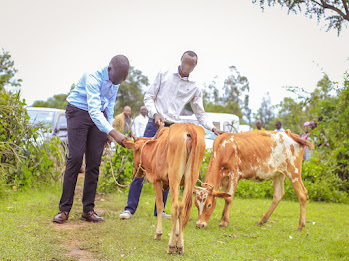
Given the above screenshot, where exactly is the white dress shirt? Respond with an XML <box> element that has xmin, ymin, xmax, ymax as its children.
<box><xmin>144</xmin><ymin>67</ymin><xmax>215</xmax><ymax>131</ymax></box>
<box><xmin>132</xmin><ymin>114</ymin><xmax>149</xmax><ymax>137</ymax></box>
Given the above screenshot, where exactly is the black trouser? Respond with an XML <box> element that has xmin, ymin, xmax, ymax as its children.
<box><xmin>59</xmin><ymin>104</ymin><xmax>107</xmax><ymax>213</ymax></box>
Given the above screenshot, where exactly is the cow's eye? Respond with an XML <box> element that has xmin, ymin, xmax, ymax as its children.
<box><xmin>207</xmin><ymin>203</ymin><xmax>212</xmax><ymax>208</ymax></box>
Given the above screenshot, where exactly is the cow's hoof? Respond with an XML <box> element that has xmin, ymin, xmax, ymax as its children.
<box><xmin>154</xmin><ymin>233</ymin><xmax>162</xmax><ymax>240</ymax></box>
<box><xmin>176</xmin><ymin>247</ymin><xmax>184</xmax><ymax>255</ymax></box>
<box><xmin>256</xmin><ymin>221</ymin><xmax>264</xmax><ymax>226</ymax></box>
<box><xmin>167</xmin><ymin>245</ymin><xmax>176</xmax><ymax>254</ymax></box>
<box><xmin>219</xmin><ymin>223</ymin><xmax>227</xmax><ymax>228</ymax></box>
<box><xmin>297</xmin><ymin>225</ymin><xmax>305</xmax><ymax>231</ymax></box>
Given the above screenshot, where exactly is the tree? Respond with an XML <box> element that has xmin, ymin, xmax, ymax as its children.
<box><xmin>32</xmin><ymin>84</ymin><xmax>74</xmax><ymax>109</ymax></box>
<box><xmin>0</xmin><ymin>49</ymin><xmax>22</xmax><ymax>91</ymax></box>
<box><xmin>253</xmin><ymin>0</ymin><xmax>349</xmax><ymax>35</ymax></box>
<box><xmin>114</xmin><ymin>66</ymin><xmax>149</xmax><ymax>115</ymax></box>
<box><xmin>203</xmin><ymin>66</ymin><xmax>251</xmax><ymax>122</ymax></box>
<box><xmin>255</xmin><ymin>92</ymin><xmax>274</xmax><ymax>129</ymax></box>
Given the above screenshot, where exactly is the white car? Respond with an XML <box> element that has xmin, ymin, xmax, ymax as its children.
<box><xmin>180</xmin><ymin>113</ymin><xmax>239</xmax><ymax>150</ymax></box>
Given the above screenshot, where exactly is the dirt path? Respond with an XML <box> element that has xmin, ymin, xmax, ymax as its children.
<box><xmin>54</xmin><ymin>173</ymin><xmax>106</xmax><ymax>261</ymax></box>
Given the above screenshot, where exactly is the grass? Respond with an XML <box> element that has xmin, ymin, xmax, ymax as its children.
<box><xmin>0</xmin><ymin>177</ymin><xmax>349</xmax><ymax>261</ymax></box>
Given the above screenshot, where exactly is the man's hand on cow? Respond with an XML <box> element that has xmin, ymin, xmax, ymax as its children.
<box><xmin>109</xmin><ymin>129</ymin><xmax>128</xmax><ymax>148</ymax></box>
<box><xmin>106</xmin><ymin>134</ymin><xmax>114</xmax><ymax>144</ymax></box>
<box><xmin>154</xmin><ymin>113</ymin><xmax>164</xmax><ymax>128</ymax></box>
<box><xmin>212</xmin><ymin>128</ymin><xmax>226</xmax><ymax>136</ymax></box>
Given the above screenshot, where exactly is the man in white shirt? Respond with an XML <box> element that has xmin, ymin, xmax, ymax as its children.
<box><xmin>274</xmin><ymin>121</ymin><xmax>285</xmax><ymax>131</ymax></box>
<box><xmin>132</xmin><ymin>106</ymin><xmax>149</xmax><ymax>137</ymax></box>
<box><xmin>120</xmin><ymin>51</ymin><xmax>221</xmax><ymax>220</ymax></box>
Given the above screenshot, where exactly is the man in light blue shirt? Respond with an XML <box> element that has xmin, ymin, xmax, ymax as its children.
<box><xmin>53</xmin><ymin>55</ymin><xmax>129</xmax><ymax>224</ymax></box>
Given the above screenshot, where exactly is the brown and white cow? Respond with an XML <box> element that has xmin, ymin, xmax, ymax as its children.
<box><xmin>123</xmin><ymin>123</ymin><xmax>205</xmax><ymax>254</ymax></box>
<box><xmin>194</xmin><ymin>130</ymin><xmax>313</xmax><ymax>231</ymax></box>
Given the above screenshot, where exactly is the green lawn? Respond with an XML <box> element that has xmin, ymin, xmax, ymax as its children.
<box><xmin>1</xmin><ymin>177</ymin><xmax>348</xmax><ymax>261</ymax></box>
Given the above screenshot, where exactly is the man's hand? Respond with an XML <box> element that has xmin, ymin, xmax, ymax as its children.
<box><xmin>106</xmin><ymin>134</ymin><xmax>114</xmax><ymax>144</ymax></box>
<box><xmin>154</xmin><ymin>113</ymin><xmax>164</xmax><ymax>128</ymax></box>
<box><xmin>109</xmin><ymin>129</ymin><xmax>128</xmax><ymax>147</ymax></box>
<box><xmin>212</xmin><ymin>128</ymin><xmax>226</xmax><ymax>136</ymax></box>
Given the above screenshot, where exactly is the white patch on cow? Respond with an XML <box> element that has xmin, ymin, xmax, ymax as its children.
<box><xmin>221</xmin><ymin>139</ymin><xmax>229</xmax><ymax>148</ymax></box>
<box><xmin>230</xmin><ymin>136</ymin><xmax>234</xmax><ymax>143</ymax></box>
<box><xmin>214</xmin><ymin>151</ymin><xmax>217</xmax><ymax>158</ymax></box>
<box><xmin>292</xmin><ymin>177</ymin><xmax>299</xmax><ymax>183</ymax></box>
<box><xmin>266</xmin><ymin>132</ymin><xmax>302</xmax><ymax>174</ymax></box>
<box><xmin>196</xmin><ymin>189</ymin><xmax>208</xmax><ymax>215</ymax></box>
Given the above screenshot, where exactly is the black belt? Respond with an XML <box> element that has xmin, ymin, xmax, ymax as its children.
<box><xmin>149</xmin><ymin>118</ymin><xmax>174</xmax><ymax>127</ymax></box>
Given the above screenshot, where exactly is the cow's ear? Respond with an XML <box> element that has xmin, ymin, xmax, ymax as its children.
<box><xmin>123</xmin><ymin>140</ymin><xmax>135</xmax><ymax>150</ymax></box>
<box><xmin>193</xmin><ymin>186</ymin><xmax>200</xmax><ymax>194</ymax></box>
<box><xmin>213</xmin><ymin>191</ymin><xmax>231</xmax><ymax>198</ymax></box>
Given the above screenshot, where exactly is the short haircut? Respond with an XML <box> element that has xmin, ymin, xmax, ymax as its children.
<box><xmin>276</xmin><ymin>121</ymin><xmax>282</xmax><ymax>125</ymax></box>
<box><xmin>140</xmin><ymin>106</ymin><xmax>147</xmax><ymax>110</ymax></box>
<box><xmin>124</xmin><ymin>106</ymin><xmax>131</xmax><ymax>111</ymax></box>
<box><xmin>181</xmin><ymin>50</ymin><xmax>198</xmax><ymax>62</ymax></box>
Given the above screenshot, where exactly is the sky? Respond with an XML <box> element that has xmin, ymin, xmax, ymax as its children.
<box><xmin>1</xmin><ymin>0</ymin><xmax>348</xmax><ymax>115</ymax></box>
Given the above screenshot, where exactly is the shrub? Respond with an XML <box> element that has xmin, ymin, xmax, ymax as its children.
<box><xmin>98</xmin><ymin>144</ymin><xmax>134</xmax><ymax>193</ymax></box>
<box><xmin>0</xmin><ymin>90</ymin><xmax>66</xmax><ymax>197</ymax></box>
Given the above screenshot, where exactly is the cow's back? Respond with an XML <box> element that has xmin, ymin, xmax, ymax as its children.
<box><xmin>213</xmin><ymin>131</ymin><xmax>305</xmax><ymax>181</ymax></box>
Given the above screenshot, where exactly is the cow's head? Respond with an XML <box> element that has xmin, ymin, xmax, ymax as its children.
<box><xmin>123</xmin><ymin>138</ymin><xmax>154</xmax><ymax>177</ymax></box>
<box><xmin>194</xmin><ymin>185</ymin><xmax>230</xmax><ymax>228</ymax></box>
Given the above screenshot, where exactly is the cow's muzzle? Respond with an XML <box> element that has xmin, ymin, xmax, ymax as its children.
<box><xmin>196</xmin><ymin>220</ymin><xmax>208</xmax><ymax>229</ymax></box>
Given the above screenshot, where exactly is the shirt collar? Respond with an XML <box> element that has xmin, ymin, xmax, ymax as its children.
<box><xmin>175</xmin><ymin>66</ymin><xmax>195</xmax><ymax>82</ymax></box>
<box><xmin>102</xmin><ymin>66</ymin><xmax>120</xmax><ymax>87</ymax></box>
<box><xmin>102</xmin><ymin>66</ymin><xmax>110</xmax><ymax>81</ymax></box>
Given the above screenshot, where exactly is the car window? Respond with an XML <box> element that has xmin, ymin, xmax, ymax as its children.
<box><xmin>27</xmin><ymin>111</ymin><xmax>54</xmax><ymax>127</ymax></box>
<box><xmin>57</xmin><ymin>115</ymin><xmax>67</xmax><ymax>130</ymax></box>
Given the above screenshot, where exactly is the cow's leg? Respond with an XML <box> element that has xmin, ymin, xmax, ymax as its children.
<box><xmin>176</xmin><ymin>177</ymin><xmax>193</xmax><ymax>255</ymax></box>
<box><xmin>167</xmin><ymin>184</ymin><xmax>180</xmax><ymax>254</ymax></box>
<box><xmin>291</xmin><ymin>176</ymin><xmax>308</xmax><ymax>230</ymax></box>
<box><xmin>153</xmin><ymin>181</ymin><xmax>164</xmax><ymax>240</ymax></box>
<box><xmin>258</xmin><ymin>174</ymin><xmax>285</xmax><ymax>226</ymax></box>
<box><xmin>219</xmin><ymin>196</ymin><xmax>233</xmax><ymax>227</ymax></box>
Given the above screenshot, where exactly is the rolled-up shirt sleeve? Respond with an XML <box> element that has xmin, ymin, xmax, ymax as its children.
<box><xmin>191</xmin><ymin>88</ymin><xmax>215</xmax><ymax>131</ymax></box>
<box><xmin>144</xmin><ymin>72</ymin><xmax>162</xmax><ymax>118</ymax></box>
<box><xmin>86</xmin><ymin>72</ymin><xmax>114</xmax><ymax>134</ymax></box>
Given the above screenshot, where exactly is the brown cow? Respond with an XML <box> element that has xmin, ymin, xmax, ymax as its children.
<box><xmin>194</xmin><ymin>130</ymin><xmax>313</xmax><ymax>231</ymax></box>
<box><xmin>123</xmin><ymin>123</ymin><xmax>205</xmax><ymax>254</ymax></box>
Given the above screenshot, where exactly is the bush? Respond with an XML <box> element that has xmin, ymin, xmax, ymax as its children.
<box><xmin>98</xmin><ymin>144</ymin><xmax>134</xmax><ymax>193</ymax></box>
<box><xmin>0</xmin><ymin>90</ymin><xmax>66</xmax><ymax>197</ymax></box>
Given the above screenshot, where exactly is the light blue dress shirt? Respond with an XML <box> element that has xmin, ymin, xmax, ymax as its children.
<box><xmin>67</xmin><ymin>66</ymin><xmax>119</xmax><ymax>134</ymax></box>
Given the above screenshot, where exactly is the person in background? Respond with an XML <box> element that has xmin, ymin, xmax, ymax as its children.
<box><xmin>113</xmin><ymin>106</ymin><xmax>133</xmax><ymax>136</ymax></box>
<box><xmin>132</xmin><ymin>106</ymin><xmax>148</xmax><ymax>137</ymax></box>
<box><xmin>300</xmin><ymin>121</ymin><xmax>316</xmax><ymax>161</ymax></box>
<box><xmin>53</xmin><ymin>55</ymin><xmax>129</xmax><ymax>224</ymax></box>
<box><xmin>253</xmin><ymin>120</ymin><xmax>265</xmax><ymax>131</ymax></box>
<box><xmin>274</xmin><ymin>121</ymin><xmax>285</xmax><ymax>131</ymax></box>
<box><xmin>316</xmin><ymin>116</ymin><xmax>329</xmax><ymax>147</ymax></box>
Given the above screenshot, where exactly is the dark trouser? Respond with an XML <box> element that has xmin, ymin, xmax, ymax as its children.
<box><xmin>125</xmin><ymin>119</ymin><xmax>169</xmax><ymax>216</ymax></box>
<box><xmin>59</xmin><ymin>104</ymin><xmax>107</xmax><ymax>213</ymax></box>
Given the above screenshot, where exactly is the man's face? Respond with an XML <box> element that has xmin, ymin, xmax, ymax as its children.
<box><xmin>124</xmin><ymin>108</ymin><xmax>131</xmax><ymax>117</ymax></box>
<box><xmin>180</xmin><ymin>53</ymin><xmax>197</xmax><ymax>76</ymax></box>
<box><xmin>108</xmin><ymin>65</ymin><xmax>129</xmax><ymax>85</ymax></box>
<box><xmin>256</xmin><ymin>121</ymin><xmax>262</xmax><ymax>129</ymax></box>
<box><xmin>275</xmin><ymin>122</ymin><xmax>281</xmax><ymax>130</ymax></box>
<box><xmin>140</xmin><ymin>108</ymin><xmax>147</xmax><ymax>116</ymax></box>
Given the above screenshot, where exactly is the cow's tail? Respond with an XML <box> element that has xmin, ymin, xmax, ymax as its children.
<box><xmin>182</xmin><ymin>123</ymin><xmax>205</xmax><ymax>228</ymax></box>
<box><xmin>285</xmin><ymin>129</ymin><xmax>314</xmax><ymax>149</ymax></box>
